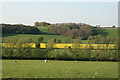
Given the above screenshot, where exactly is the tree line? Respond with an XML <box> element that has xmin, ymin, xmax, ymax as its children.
<box><xmin>2</xmin><ymin>24</ymin><xmax>40</xmax><ymax>34</ymax></box>
<box><xmin>49</xmin><ymin>23</ymin><xmax>92</xmax><ymax>40</ymax></box>
<box><xmin>2</xmin><ymin>36</ymin><xmax>119</xmax><ymax>61</ymax></box>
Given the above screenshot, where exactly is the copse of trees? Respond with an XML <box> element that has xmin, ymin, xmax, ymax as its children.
<box><xmin>34</xmin><ymin>22</ymin><xmax>50</xmax><ymax>27</ymax></box>
<box><xmin>2</xmin><ymin>24</ymin><xmax>40</xmax><ymax>34</ymax></box>
<box><xmin>49</xmin><ymin>23</ymin><xmax>93</xmax><ymax>40</ymax></box>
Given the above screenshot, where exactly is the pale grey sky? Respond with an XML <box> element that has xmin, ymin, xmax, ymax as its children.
<box><xmin>1</xmin><ymin>1</ymin><xmax>118</xmax><ymax>27</ymax></box>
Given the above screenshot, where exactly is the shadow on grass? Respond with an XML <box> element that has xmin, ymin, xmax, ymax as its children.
<box><xmin>2</xmin><ymin>32</ymin><xmax>59</xmax><ymax>37</ymax></box>
<box><xmin>2</xmin><ymin>34</ymin><xmax>18</xmax><ymax>37</ymax></box>
<box><xmin>92</xmin><ymin>28</ymin><xmax>108</xmax><ymax>37</ymax></box>
<box><xmin>39</xmin><ymin>31</ymin><xmax>59</xmax><ymax>35</ymax></box>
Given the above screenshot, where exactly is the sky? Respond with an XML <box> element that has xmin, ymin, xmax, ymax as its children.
<box><xmin>0</xmin><ymin>1</ymin><xmax>119</xmax><ymax>27</ymax></box>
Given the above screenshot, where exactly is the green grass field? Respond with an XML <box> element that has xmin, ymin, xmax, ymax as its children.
<box><xmin>2</xmin><ymin>27</ymin><xmax>118</xmax><ymax>43</ymax></box>
<box><xmin>2</xmin><ymin>60</ymin><xmax>118</xmax><ymax>78</ymax></box>
<box><xmin>37</xmin><ymin>26</ymin><xmax>52</xmax><ymax>34</ymax></box>
<box><xmin>2</xmin><ymin>34</ymin><xmax>73</xmax><ymax>43</ymax></box>
<box><xmin>2</xmin><ymin>27</ymin><xmax>73</xmax><ymax>43</ymax></box>
<box><xmin>103</xmin><ymin>29</ymin><xmax>118</xmax><ymax>39</ymax></box>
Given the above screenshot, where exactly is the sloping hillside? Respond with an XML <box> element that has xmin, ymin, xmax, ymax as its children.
<box><xmin>2</xmin><ymin>27</ymin><xmax>118</xmax><ymax>43</ymax></box>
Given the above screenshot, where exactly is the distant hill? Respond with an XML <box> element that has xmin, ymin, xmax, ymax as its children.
<box><xmin>2</xmin><ymin>23</ymin><xmax>118</xmax><ymax>43</ymax></box>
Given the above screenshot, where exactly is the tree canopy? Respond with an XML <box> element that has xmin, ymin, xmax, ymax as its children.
<box><xmin>2</xmin><ymin>24</ymin><xmax>40</xmax><ymax>34</ymax></box>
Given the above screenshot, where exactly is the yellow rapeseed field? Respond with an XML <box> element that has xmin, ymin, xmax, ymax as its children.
<box><xmin>2</xmin><ymin>43</ymin><xmax>117</xmax><ymax>49</ymax></box>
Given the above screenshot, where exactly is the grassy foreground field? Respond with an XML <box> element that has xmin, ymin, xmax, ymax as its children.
<box><xmin>2</xmin><ymin>60</ymin><xmax>118</xmax><ymax>78</ymax></box>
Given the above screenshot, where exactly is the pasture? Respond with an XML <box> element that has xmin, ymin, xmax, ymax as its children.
<box><xmin>103</xmin><ymin>29</ymin><xmax>118</xmax><ymax>39</ymax></box>
<box><xmin>2</xmin><ymin>27</ymin><xmax>73</xmax><ymax>43</ymax></box>
<box><xmin>2</xmin><ymin>34</ymin><xmax>73</xmax><ymax>43</ymax></box>
<box><xmin>2</xmin><ymin>27</ymin><xmax>118</xmax><ymax>43</ymax></box>
<box><xmin>2</xmin><ymin>60</ymin><xmax>118</xmax><ymax>78</ymax></box>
